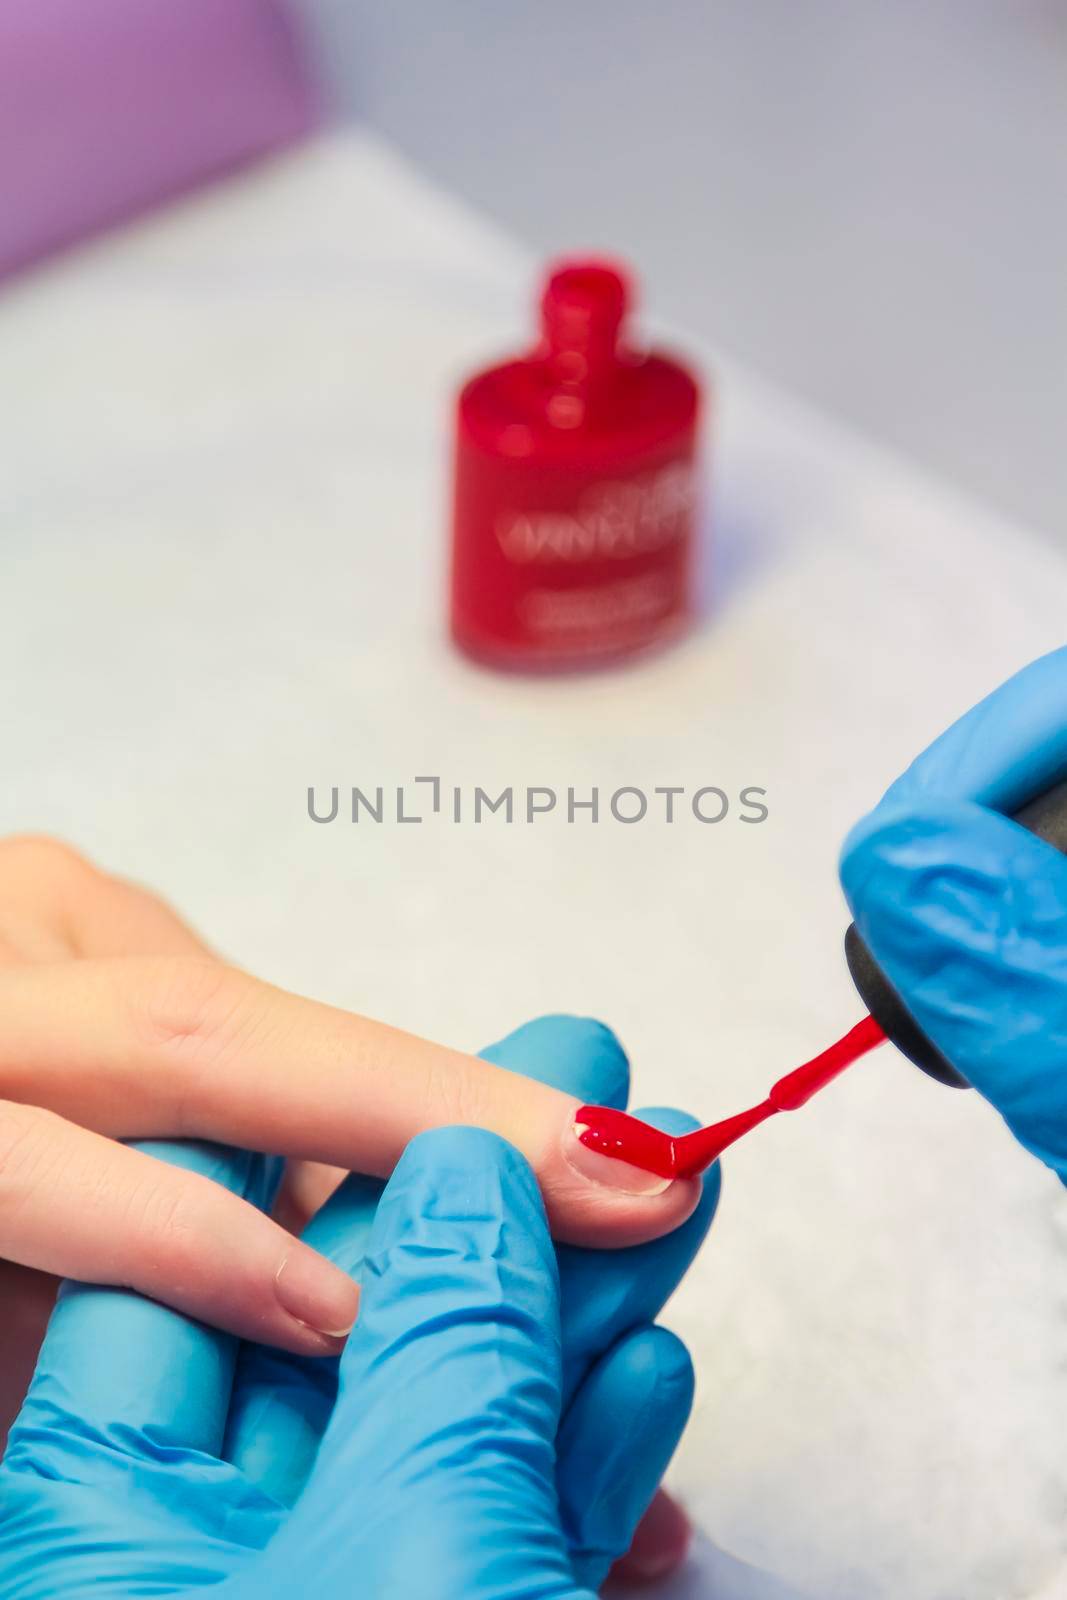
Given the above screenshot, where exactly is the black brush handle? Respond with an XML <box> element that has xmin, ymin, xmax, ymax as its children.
<box><xmin>844</xmin><ymin>777</ymin><xmax>1067</xmax><ymax>1087</ymax></box>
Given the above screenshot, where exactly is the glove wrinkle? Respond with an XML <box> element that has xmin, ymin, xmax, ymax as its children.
<box><xmin>843</xmin><ymin>795</ymin><xmax>1067</xmax><ymax>1179</ymax></box>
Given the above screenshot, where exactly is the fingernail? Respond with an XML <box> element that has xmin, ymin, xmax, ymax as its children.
<box><xmin>274</xmin><ymin>1248</ymin><xmax>360</xmax><ymax>1338</ymax></box>
<box><xmin>562</xmin><ymin>1117</ymin><xmax>673</xmax><ymax>1196</ymax></box>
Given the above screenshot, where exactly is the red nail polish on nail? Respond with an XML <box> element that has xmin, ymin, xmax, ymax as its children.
<box><xmin>575</xmin><ymin>1015</ymin><xmax>887</xmax><ymax>1181</ymax></box>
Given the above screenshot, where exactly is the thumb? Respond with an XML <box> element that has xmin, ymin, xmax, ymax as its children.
<box><xmin>272</xmin><ymin>1128</ymin><xmax>592</xmax><ymax>1600</ymax></box>
<box><xmin>842</xmin><ymin>796</ymin><xmax>1067</xmax><ymax>1177</ymax></box>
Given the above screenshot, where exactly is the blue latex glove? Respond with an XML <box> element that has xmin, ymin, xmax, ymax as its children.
<box><xmin>0</xmin><ymin>1016</ymin><xmax>719</xmax><ymax>1596</ymax></box>
<box><xmin>841</xmin><ymin>646</ymin><xmax>1067</xmax><ymax>1179</ymax></box>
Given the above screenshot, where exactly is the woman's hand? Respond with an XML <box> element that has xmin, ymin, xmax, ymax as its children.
<box><xmin>0</xmin><ymin>836</ymin><xmax>699</xmax><ymax>1420</ymax></box>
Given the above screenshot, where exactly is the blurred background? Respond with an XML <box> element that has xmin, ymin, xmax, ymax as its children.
<box><xmin>306</xmin><ymin>0</ymin><xmax>1067</xmax><ymax>542</ymax></box>
<box><xmin>4</xmin><ymin>1</ymin><xmax>1065</xmax><ymax>535</ymax></box>
<box><xmin>3</xmin><ymin>7</ymin><xmax>1067</xmax><ymax>1598</ymax></box>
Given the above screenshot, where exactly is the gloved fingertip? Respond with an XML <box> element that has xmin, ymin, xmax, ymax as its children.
<box><xmin>363</xmin><ymin>1126</ymin><xmax>555</xmax><ymax>1299</ymax></box>
<box><xmin>480</xmin><ymin>1014</ymin><xmax>631</xmax><ymax>1109</ymax></box>
<box><xmin>631</xmin><ymin>1325</ymin><xmax>695</xmax><ymax>1407</ymax></box>
<box><xmin>397</xmin><ymin>1124</ymin><xmax>538</xmax><ymax>1191</ymax></box>
<box><xmin>839</xmin><ymin>798</ymin><xmax>1067</xmax><ymax>1171</ymax></box>
<box><xmin>838</xmin><ymin>799</ymin><xmax>953</xmax><ymax>915</ymax></box>
<box><xmin>841</xmin><ymin>799</ymin><xmax>1036</xmax><ymax>969</ymax></box>
<box><xmin>838</xmin><ymin>810</ymin><xmax>885</xmax><ymax>907</ymax></box>
<box><xmin>562</xmin><ymin>1326</ymin><xmax>694</xmax><ymax>1586</ymax></box>
<box><xmin>842</xmin><ymin>797</ymin><xmax>1067</xmax><ymax>969</ymax></box>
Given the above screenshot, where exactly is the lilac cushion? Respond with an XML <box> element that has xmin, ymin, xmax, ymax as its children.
<box><xmin>0</xmin><ymin>0</ymin><xmax>319</xmax><ymax>279</ymax></box>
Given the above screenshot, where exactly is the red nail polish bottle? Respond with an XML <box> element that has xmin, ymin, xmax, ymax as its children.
<box><xmin>450</xmin><ymin>258</ymin><xmax>704</xmax><ymax>671</ymax></box>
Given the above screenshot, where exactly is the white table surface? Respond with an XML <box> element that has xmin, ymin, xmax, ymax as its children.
<box><xmin>3</xmin><ymin>130</ymin><xmax>1067</xmax><ymax>1600</ymax></box>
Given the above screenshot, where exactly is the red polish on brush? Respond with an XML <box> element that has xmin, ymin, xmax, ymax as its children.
<box><xmin>575</xmin><ymin>1015</ymin><xmax>886</xmax><ymax>1179</ymax></box>
<box><xmin>575</xmin><ymin>782</ymin><xmax>1067</xmax><ymax>1182</ymax></box>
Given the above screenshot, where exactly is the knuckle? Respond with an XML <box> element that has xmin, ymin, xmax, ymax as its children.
<box><xmin>131</xmin><ymin>883</ymin><xmax>192</xmax><ymax>934</ymax></box>
<box><xmin>137</xmin><ymin>957</ymin><xmax>244</xmax><ymax>1055</ymax></box>
<box><xmin>0</xmin><ymin>1102</ymin><xmax>58</xmax><ymax>1198</ymax></box>
<box><xmin>125</xmin><ymin>1178</ymin><xmax>206</xmax><ymax>1292</ymax></box>
<box><xmin>132</xmin><ymin>959</ymin><xmax>271</xmax><ymax>1124</ymax></box>
<box><xmin>427</xmin><ymin>1049</ymin><xmax>499</xmax><ymax>1131</ymax></box>
<box><xmin>0</xmin><ymin>833</ymin><xmax>99</xmax><ymax>887</ymax></box>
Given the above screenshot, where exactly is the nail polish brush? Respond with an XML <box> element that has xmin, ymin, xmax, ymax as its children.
<box><xmin>576</xmin><ymin>777</ymin><xmax>1067</xmax><ymax>1179</ymax></box>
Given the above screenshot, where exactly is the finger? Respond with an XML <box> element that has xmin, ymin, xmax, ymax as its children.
<box><xmin>271</xmin><ymin>1159</ymin><xmax>348</xmax><ymax>1233</ymax></box>
<box><xmin>223</xmin><ymin>1013</ymin><xmax>634</xmax><ymax>1502</ymax></box>
<box><xmin>223</xmin><ymin>1170</ymin><xmax>382</xmax><ymax>1500</ymax></box>
<box><xmin>878</xmin><ymin>646</ymin><xmax>1067</xmax><ymax>814</ymax></box>
<box><xmin>0</xmin><ymin>1104</ymin><xmax>360</xmax><ymax>1355</ymax></box>
<box><xmin>558</xmin><ymin>1327</ymin><xmax>694</xmax><ymax>1591</ymax></box>
<box><xmin>0</xmin><ymin>835</ymin><xmax>212</xmax><ymax>958</ymax></box>
<box><xmin>558</xmin><ymin>1107</ymin><xmax>720</xmax><ymax>1405</ymax></box>
<box><xmin>75</xmin><ymin>874</ymin><xmax>212</xmax><ymax>957</ymax></box>
<box><xmin>0</xmin><ymin>960</ymin><xmax>700</xmax><ymax>1247</ymax></box>
<box><xmin>0</xmin><ymin>925</ymin><xmax>69</xmax><ymax>965</ymax></box>
<box><xmin>841</xmin><ymin>796</ymin><xmax>1067</xmax><ymax>1174</ymax></box>
<box><xmin>268</xmin><ymin>1010</ymin><xmax>630</xmax><ymax>1235</ymax></box>
<box><xmin>3</xmin><ymin>1139</ymin><xmax>280</xmax><ymax>1468</ymax></box>
<box><xmin>273</xmin><ymin>1129</ymin><xmax>578</xmax><ymax>1596</ymax></box>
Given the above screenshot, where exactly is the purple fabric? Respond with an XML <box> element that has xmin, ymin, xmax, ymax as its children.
<box><xmin>0</xmin><ymin>0</ymin><xmax>319</xmax><ymax>280</ymax></box>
